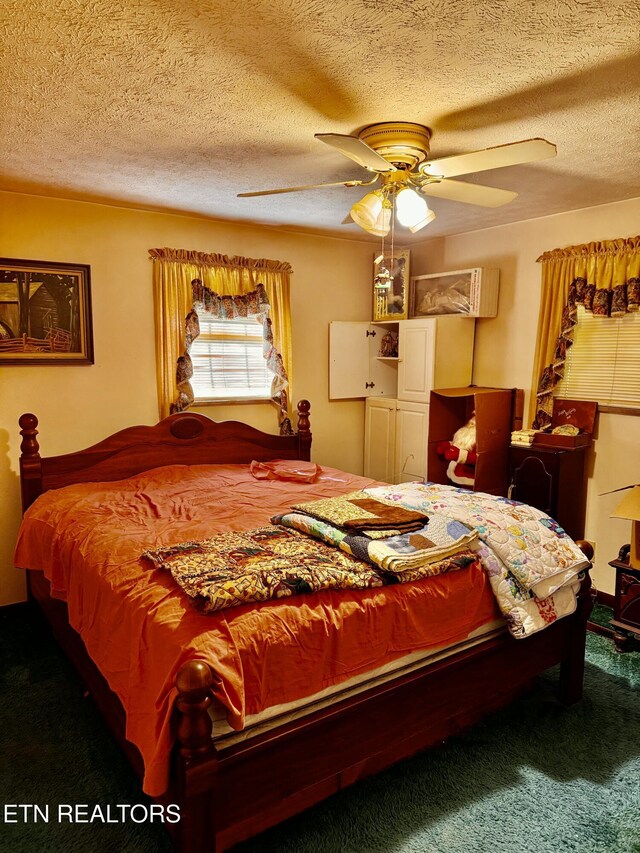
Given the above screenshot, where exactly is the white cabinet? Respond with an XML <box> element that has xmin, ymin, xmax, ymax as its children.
<box><xmin>364</xmin><ymin>398</ymin><xmax>429</xmax><ymax>483</ymax></box>
<box><xmin>331</xmin><ymin>317</ymin><xmax>475</xmax><ymax>484</ymax></box>
<box><xmin>363</xmin><ymin>397</ymin><xmax>397</xmax><ymax>483</ymax></box>
<box><xmin>395</xmin><ymin>401</ymin><xmax>429</xmax><ymax>482</ymax></box>
<box><xmin>410</xmin><ymin>268</ymin><xmax>499</xmax><ymax>318</ymax></box>
<box><xmin>330</xmin><ymin>317</ymin><xmax>475</xmax><ymax>401</ymax></box>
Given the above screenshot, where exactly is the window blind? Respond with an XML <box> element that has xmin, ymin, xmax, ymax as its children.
<box><xmin>190</xmin><ymin>314</ymin><xmax>272</xmax><ymax>401</ymax></box>
<box><xmin>555</xmin><ymin>305</ymin><xmax>640</xmax><ymax>408</ymax></box>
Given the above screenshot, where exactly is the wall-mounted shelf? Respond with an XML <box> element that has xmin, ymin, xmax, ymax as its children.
<box><xmin>410</xmin><ymin>268</ymin><xmax>499</xmax><ymax>318</ymax></box>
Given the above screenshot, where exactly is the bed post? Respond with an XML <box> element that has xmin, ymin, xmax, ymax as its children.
<box><xmin>297</xmin><ymin>399</ymin><xmax>312</xmax><ymax>461</ymax></box>
<box><xmin>19</xmin><ymin>413</ymin><xmax>43</xmax><ymax>512</ymax></box>
<box><xmin>174</xmin><ymin>660</ymin><xmax>218</xmax><ymax>853</ymax></box>
<box><xmin>559</xmin><ymin>540</ymin><xmax>594</xmax><ymax>705</ymax></box>
<box><xmin>175</xmin><ymin>660</ymin><xmax>214</xmax><ymax>756</ymax></box>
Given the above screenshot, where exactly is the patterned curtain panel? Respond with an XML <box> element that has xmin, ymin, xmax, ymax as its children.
<box><xmin>149</xmin><ymin>248</ymin><xmax>293</xmax><ymax>434</ymax></box>
<box><xmin>530</xmin><ymin>235</ymin><xmax>640</xmax><ymax>428</ymax></box>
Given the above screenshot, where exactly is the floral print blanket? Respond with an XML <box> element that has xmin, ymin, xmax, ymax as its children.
<box><xmin>363</xmin><ymin>483</ymin><xmax>590</xmax><ymax>639</ymax></box>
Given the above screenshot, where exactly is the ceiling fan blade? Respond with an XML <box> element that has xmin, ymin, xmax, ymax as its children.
<box><xmin>419</xmin><ymin>179</ymin><xmax>518</xmax><ymax>207</ymax></box>
<box><xmin>238</xmin><ymin>177</ymin><xmax>374</xmax><ymax>198</ymax></box>
<box><xmin>315</xmin><ymin>133</ymin><xmax>395</xmax><ymax>173</ymax></box>
<box><xmin>420</xmin><ymin>138</ymin><xmax>556</xmax><ymax>179</ymax></box>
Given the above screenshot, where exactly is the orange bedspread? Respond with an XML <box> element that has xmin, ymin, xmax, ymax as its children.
<box><xmin>14</xmin><ymin>463</ymin><xmax>499</xmax><ymax>796</ymax></box>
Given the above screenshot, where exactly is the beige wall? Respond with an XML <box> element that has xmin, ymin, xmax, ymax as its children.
<box><xmin>0</xmin><ymin>191</ymin><xmax>375</xmax><ymax>605</ymax></box>
<box><xmin>411</xmin><ymin>197</ymin><xmax>640</xmax><ymax>595</ymax></box>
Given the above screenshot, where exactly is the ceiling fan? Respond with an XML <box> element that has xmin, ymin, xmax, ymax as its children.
<box><xmin>238</xmin><ymin>122</ymin><xmax>557</xmax><ymax>235</ymax></box>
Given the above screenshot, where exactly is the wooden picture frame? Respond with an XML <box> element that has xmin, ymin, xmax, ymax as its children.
<box><xmin>373</xmin><ymin>249</ymin><xmax>409</xmax><ymax>321</ymax></box>
<box><xmin>0</xmin><ymin>257</ymin><xmax>94</xmax><ymax>365</ymax></box>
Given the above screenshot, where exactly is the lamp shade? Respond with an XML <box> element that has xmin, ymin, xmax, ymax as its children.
<box><xmin>395</xmin><ymin>187</ymin><xmax>435</xmax><ymax>232</ymax></box>
<box><xmin>370</xmin><ymin>200</ymin><xmax>392</xmax><ymax>236</ymax></box>
<box><xmin>409</xmin><ymin>207</ymin><xmax>436</xmax><ymax>233</ymax></box>
<box><xmin>350</xmin><ymin>190</ymin><xmax>389</xmax><ymax>235</ymax></box>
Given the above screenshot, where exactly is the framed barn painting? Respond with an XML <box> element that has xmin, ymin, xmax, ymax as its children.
<box><xmin>0</xmin><ymin>258</ymin><xmax>94</xmax><ymax>365</ymax></box>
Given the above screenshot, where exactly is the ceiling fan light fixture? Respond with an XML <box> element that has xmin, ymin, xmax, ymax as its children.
<box><xmin>370</xmin><ymin>200</ymin><xmax>392</xmax><ymax>237</ymax></box>
<box><xmin>350</xmin><ymin>190</ymin><xmax>390</xmax><ymax>236</ymax></box>
<box><xmin>408</xmin><ymin>207</ymin><xmax>436</xmax><ymax>233</ymax></box>
<box><xmin>395</xmin><ymin>187</ymin><xmax>429</xmax><ymax>228</ymax></box>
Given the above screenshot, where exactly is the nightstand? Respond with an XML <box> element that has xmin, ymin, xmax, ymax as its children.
<box><xmin>508</xmin><ymin>444</ymin><xmax>588</xmax><ymax>539</ymax></box>
<box><xmin>610</xmin><ymin>555</ymin><xmax>640</xmax><ymax>652</ymax></box>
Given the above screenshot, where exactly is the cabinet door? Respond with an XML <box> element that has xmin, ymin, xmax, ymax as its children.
<box><xmin>395</xmin><ymin>401</ymin><xmax>429</xmax><ymax>482</ymax></box>
<box><xmin>364</xmin><ymin>397</ymin><xmax>397</xmax><ymax>481</ymax></box>
<box><xmin>329</xmin><ymin>322</ymin><xmax>370</xmax><ymax>399</ymax></box>
<box><xmin>329</xmin><ymin>322</ymin><xmax>398</xmax><ymax>399</ymax></box>
<box><xmin>397</xmin><ymin>319</ymin><xmax>435</xmax><ymax>403</ymax></box>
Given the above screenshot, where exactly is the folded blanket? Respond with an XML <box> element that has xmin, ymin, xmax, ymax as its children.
<box><xmin>291</xmin><ymin>491</ymin><xmax>428</xmax><ymax>535</ymax></box>
<box><xmin>273</xmin><ymin>511</ymin><xmax>478</xmax><ymax>577</ymax></box>
<box><xmin>364</xmin><ymin>483</ymin><xmax>588</xmax><ymax>598</ymax></box>
<box><xmin>143</xmin><ymin>526</ymin><xmax>383</xmax><ymax>613</ymax></box>
<box><xmin>363</xmin><ymin>482</ymin><xmax>589</xmax><ymax>638</ymax></box>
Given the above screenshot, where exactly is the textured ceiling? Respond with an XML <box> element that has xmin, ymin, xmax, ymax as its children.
<box><xmin>1</xmin><ymin>0</ymin><xmax>640</xmax><ymax>241</ymax></box>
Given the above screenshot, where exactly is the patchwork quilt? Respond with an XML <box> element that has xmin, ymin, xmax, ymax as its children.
<box><xmin>143</xmin><ymin>525</ymin><xmax>383</xmax><ymax>613</ymax></box>
<box><xmin>363</xmin><ymin>482</ymin><xmax>590</xmax><ymax>638</ymax></box>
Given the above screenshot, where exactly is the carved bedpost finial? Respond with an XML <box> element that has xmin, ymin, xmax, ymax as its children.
<box><xmin>19</xmin><ymin>413</ymin><xmax>40</xmax><ymax>458</ymax></box>
<box><xmin>297</xmin><ymin>399</ymin><xmax>312</xmax><ymax>461</ymax></box>
<box><xmin>175</xmin><ymin>660</ymin><xmax>215</xmax><ymax>758</ymax></box>
<box><xmin>19</xmin><ymin>413</ymin><xmax>43</xmax><ymax>513</ymax></box>
<box><xmin>575</xmin><ymin>540</ymin><xmax>594</xmax><ymax>562</ymax></box>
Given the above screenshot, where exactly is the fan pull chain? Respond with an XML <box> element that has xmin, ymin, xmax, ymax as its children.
<box><xmin>390</xmin><ymin>188</ymin><xmax>395</xmax><ymax>269</ymax></box>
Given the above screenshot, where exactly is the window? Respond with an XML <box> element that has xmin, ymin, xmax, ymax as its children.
<box><xmin>189</xmin><ymin>311</ymin><xmax>273</xmax><ymax>402</ymax></box>
<box><xmin>554</xmin><ymin>305</ymin><xmax>640</xmax><ymax>410</ymax></box>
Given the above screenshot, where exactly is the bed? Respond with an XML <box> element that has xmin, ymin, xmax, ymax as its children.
<box><xmin>16</xmin><ymin>401</ymin><xmax>594</xmax><ymax>853</ymax></box>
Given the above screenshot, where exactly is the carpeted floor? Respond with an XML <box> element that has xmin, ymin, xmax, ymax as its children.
<box><xmin>1</xmin><ymin>604</ymin><xmax>638</xmax><ymax>853</ymax></box>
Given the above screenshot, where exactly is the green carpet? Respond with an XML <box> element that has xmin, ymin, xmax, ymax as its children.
<box><xmin>1</xmin><ymin>604</ymin><xmax>638</xmax><ymax>853</ymax></box>
<box><xmin>590</xmin><ymin>601</ymin><xmax>614</xmax><ymax>629</ymax></box>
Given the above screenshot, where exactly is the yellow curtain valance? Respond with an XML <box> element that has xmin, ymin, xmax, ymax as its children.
<box><xmin>537</xmin><ymin>235</ymin><xmax>640</xmax><ymax>263</ymax></box>
<box><xmin>535</xmin><ymin>234</ymin><xmax>640</xmax><ymax>319</ymax></box>
<box><xmin>149</xmin><ymin>247</ymin><xmax>293</xmax><ymax>274</ymax></box>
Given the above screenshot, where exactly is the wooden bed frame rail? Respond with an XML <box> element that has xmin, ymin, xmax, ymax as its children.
<box><xmin>18</xmin><ymin>406</ymin><xmax>594</xmax><ymax>853</ymax></box>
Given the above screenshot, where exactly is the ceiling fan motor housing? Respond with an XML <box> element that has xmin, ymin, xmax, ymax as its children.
<box><xmin>358</xmin><ymin>122</ymin><xmax>432</xmax><ymax>170</ymax></box>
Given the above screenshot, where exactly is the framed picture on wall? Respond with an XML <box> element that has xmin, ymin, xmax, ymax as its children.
<box><xmin>372</xmin><ymin>249</ymin><xmax>410</xmax><ymax>322</ymax></box>
<box><xmin>0</xmin><ymin>258</ymin><xmax>94</xmax><ymax>365</ymax></box>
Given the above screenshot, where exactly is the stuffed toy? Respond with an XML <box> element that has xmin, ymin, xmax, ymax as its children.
<box><xmin>436</xmin><ymin>415</ymin><xmax>477</xmax><ymax>488</ymax></box>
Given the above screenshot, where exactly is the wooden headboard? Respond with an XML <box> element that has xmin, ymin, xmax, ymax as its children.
<box><xmin>19</xmin><ymin>400</ymin><xmax>312</xmax><ymax>512</ymax></box>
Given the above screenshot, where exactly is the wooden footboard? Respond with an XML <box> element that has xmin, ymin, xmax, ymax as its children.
<box><xmin>170</xmin><ymin>564</ymin><xmax>593</xmax><ymax>853</ymax></box>
<box><xmin>27</xmin><ymin>562</ymin><xmax>592</xmax><ymax>853</ymax></box>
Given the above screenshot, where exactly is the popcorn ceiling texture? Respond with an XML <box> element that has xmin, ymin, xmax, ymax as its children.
<box><xmin>1</xmin><ymin>0</ymin><xmax>639</xmax><ymax>239</ymax></box>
